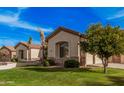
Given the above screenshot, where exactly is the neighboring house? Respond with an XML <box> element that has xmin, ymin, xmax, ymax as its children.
<box><xmin>15</xmin><ymin>42</ymin><xmax>41</xmax><ymax>61</ymax></box>
<box><xmin>46</xmin><ymin>27</ymin><xmax>102</xmax><ymax>66</ymax></box>
<box><xmin>0</xmin><ymin>46</ymin><xmax>16</xmax><ymax>59</ymax></box>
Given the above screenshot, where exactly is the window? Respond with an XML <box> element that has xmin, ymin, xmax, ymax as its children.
<box><xmin>19</xmin><ymin>50</ymin><xmax>24</xmax><ymax>59</ymax></box>
<box><xmin>60</xmin><ymin>42</ymin><xmax>68</xmax><ymax>58</ymax></box>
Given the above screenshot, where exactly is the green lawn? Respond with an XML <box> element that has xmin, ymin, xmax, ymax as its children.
<box><xmin>0</xmin><ymin>66</ymin><xmax>124</xmax><ymax>86</ymax></box>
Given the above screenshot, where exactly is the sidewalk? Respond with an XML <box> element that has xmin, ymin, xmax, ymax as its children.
<box><xmin>90</xmin><ymin>63</ymin><xmax>124</xmax><ymax>69</ymax></box>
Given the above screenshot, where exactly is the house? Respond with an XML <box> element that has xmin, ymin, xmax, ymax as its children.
<box><xmin>15</xmin><ymin>42</ymin><xmax>41</xmax><ymax>61</ymax></box>
<box><xmin>0</xmin><ymin>46</ymin><xmax>16</xmax><ymax>59</ymax></box>
<box><xmin>46</xmin><ymin>27</ymin><xmax>102</xmax><ymax>66</ymax></box>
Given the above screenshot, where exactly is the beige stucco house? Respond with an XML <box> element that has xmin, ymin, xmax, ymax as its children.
<box><xmin>46</xmin><ymin>27</ymin><xmax>102</xmax><ymax>66</ymax></box>
<box><xmin>0</xmin><ymin>46</ymin><xmax>16</xmax><ymax>59</ymax></box>
<box><xmin>15</xmin><ymin>42</ymin><xmax>41</xmax><ymax>61</ymax></box>
<box><xmin>46</xmin><ymin>27</ymin><xmax>124</xmax><ymax>65</ymax></box>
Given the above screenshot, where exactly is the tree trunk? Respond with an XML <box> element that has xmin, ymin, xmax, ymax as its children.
<box><xmin>102</xmin><ymin>58</ymin><xmax>108</xmax><ymax>74</ymax></box>
<box><xmin>103</xmin><ymin>64</ymin><xmax>107</xmax><ymax>74</ymax></box>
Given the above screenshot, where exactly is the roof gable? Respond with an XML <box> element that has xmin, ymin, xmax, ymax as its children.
<box><xmin>0</xmin><ymin>46</ymin><xmax>16</xmax><ymax>52</ymax></box>
<box><xmin>15</xmin><ymin>42</ymin><xmax>29</xmax><ymax>49</ymax></box>
<box><xmin>46</xmin><ymin>27</ymin><xmax>82</xmax><ymax>41</ymax></box>
<box><xmin>15</xmin><ymin>42</ymin><xmax>41</xmax><ymax>49</ymax></box>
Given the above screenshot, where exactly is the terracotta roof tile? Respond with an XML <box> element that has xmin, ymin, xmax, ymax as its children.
<box><xmin>1</xmin><ymin>46</ymin><xmax>16</xmax><ymax>52</ymax></box>
<box><xmin>46</xmin><ymin>26</ymin><xmax>85</xmax><ymax>41</ymax></box>
<box><xmin>15</xmin><ymin>42</ymin><xmax>41</xmax><ymax>49</ymax></box>
<box><xmin>29</xmin><ymin>44</ymin><xmax>41</xmax><ymax>49</ymax></box>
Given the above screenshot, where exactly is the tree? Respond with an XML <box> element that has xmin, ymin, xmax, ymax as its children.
<box><xmin>38</xmin><ymin>28</ymin><xmax>46</xmax><ymax>64</ymax></box>
<box><xmin>80</xmin><ymin>23</ymin><xmax>124</xmax><ymax>73</ymax></box>
<box><xmin>28</xmin><ymin>36</ymin><xmax>32</xmax><ymax>44</ymax></box>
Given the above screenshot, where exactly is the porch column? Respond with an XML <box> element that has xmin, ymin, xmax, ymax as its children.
<box><xmin>120</xmin><ymin>55</ymin><xmax>124</xmax><ymax>63</ymax></box>
<box><xmin>55</xmin><ymin>44</ymin><xmax>60</xmax><ymax>59</ymax></box>
<box><xmin>93</xmin><ymin>54</ymin><xmax>95</xmax><ymax>64</ymax></box>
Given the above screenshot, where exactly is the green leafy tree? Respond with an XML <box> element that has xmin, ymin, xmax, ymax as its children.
<box><xmin>28</xmin><ymin>36</ymin><xmax>32</xmax><ymax>44</ymax></box>
<box><xmin>81</xmin><ymin>23</ymin><xmax>124</xmax><ymax>73</ymax></box>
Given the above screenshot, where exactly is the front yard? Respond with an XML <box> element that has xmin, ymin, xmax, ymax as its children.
<box><xmin>0</xmin><ymin>66</ymin><xmax>124</xmax><ymax>86</ymax></box>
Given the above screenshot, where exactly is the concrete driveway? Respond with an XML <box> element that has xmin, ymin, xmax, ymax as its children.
<box><xmin>0</xmin><ymin>62</ymin><xmax>16</xmax><ymax>70</ymax></box>
<box><xmin>108</xmin><ymin>63</ymin><xmax>124</xmax><ymax>69</ymax></box>
<box><xmin>90</xmin><ymin>63</ymin><xmax>124</xmax><ymax>69</ymax></box>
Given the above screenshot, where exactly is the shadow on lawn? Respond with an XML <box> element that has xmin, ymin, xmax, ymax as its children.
<box><xmin>23</xmin><ymin>67</ymin><xmax>101</xmax><ymax>73</ymax></box>
<box><xmin>81</xmin><ymin>76</ymin><xmax>124</xmax><ymax>86</ymax></box>
<box><xmin>80</xmin><ymin>81</ymin><xmax>108</xmax><ymax>86</ymax></box>
<box><xmin>107</xmin><ymin>76</ymin><xmax>124</xmax><ymax>86</ymax></box>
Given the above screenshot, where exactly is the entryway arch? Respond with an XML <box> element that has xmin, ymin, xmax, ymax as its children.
<box><xmin>56</xmin><ymin>41</ymin><xmax>69</xmax><ymax>58</ymax></box>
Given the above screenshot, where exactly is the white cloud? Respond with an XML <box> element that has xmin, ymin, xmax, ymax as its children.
<box><xmin>0</xmin><ymin>37</ymin><xmax>10</xmax><ymax>39</ymax></box>
<box><xmin>0</xmin><ymin>35</ymin><xmax>40</xmax><ymax>46</ymax></box>
<box><xmin>106</xmin><ymin>9</ymin><xmax>124</xmax><ymax>20</ymax></box>
<box><xmin>0</xmin><ymin>39</ymin><xmax>18</xmax><ymax>46</ymax></box>
<box><xmin>0</xmin><ymin>37</ymin><xmax>40</xmax><ymax>46</ymax></box>
<box><xmin>33</xmin><ymin>40</ymin><xmax>41</xmax><ymax>44</ymax></box>
<box><xmin>0</xmin><ymin>8</ymin><xmax>53</xmax><ymax>32</ymax></box>
<box><xmin>18</xmin><ymin>7</ymin><xmax>29</xmax><ymax>10</ymax></box>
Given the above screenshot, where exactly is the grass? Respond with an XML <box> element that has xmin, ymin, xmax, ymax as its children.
<box><xmin>0</xmin><ymin>66</ymin><xmax>124</xmax><ymax>86</ymax></box>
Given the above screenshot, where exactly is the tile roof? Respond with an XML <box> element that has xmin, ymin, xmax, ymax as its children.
<box><xmin>1</xmin><ymin>46</ymin><xmax>16</xmax><ymax>52</ymax></box>
<box><xmin>46</xmin><ymin>26</ymin><xmax>85</xmax><ymax>41</ymax></box>
<box><xmin>15</xmin><ymin>42</ymin><xmax>41</xmax><ymax>49</ymax></box>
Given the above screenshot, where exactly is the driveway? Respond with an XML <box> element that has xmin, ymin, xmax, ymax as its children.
<box><xmin>90</xmin><ymin>63</ymin><xmax>124</xmax><ymax>69</ymax></box>
<box><xmin>0</xmin><ymin>62</ymin><xmax>16</xmax><ymax>70</ymax></box>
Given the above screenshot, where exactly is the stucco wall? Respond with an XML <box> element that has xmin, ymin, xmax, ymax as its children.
<box><xmin>31</xmin><ymin>49</ymin><xmax>40</xmax><ymax>59</ymax></box>
<box><xmin>11</xmin><ymin>51</ymin><xmax>16</xmax><ymax>58</ymax></box>
<box><xmin>95</xmin><ymin>55</ymin><xmax>102</xmax><ymax>64</ymax></box>
<box><xmin>85</xmin><ymin>53</ymin><xmax>93</xmax><ymax>65</ymax></box>
<box><xmin>16</xmin><ymin>61</ymin><xmax>40</xmax><ymax>67</ymax></box>
<box><xmin>48</xmin><ymin>31</ymin><xmax>80</xmax><ymax>60</ymax></box>
<box><xmin>16</xmin><ymin>44</ymin><xmax>28</xmax><ymax>60</ymax></box>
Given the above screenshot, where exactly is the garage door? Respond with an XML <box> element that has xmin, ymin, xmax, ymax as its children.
<box><xmin>112</xmin><ymin>55</ymin><xmax>121</xmax><ymax>63</ymax></box>
<box><xmin>86</xmin><ymin>53</ymin><xmax>93</xmax><ymax>65</ymax></box>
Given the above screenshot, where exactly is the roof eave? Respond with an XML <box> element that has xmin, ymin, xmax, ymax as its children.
<box><xmin>46</xmin><ymin>26</ymin><xmax>82</xmax><ymax>42</ymax></box>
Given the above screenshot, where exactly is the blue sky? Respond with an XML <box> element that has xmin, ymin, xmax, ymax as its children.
<box><xmin>0</xmin><ymin>7</ymin><xmax>124</xmax><ymax>46</ymax></box>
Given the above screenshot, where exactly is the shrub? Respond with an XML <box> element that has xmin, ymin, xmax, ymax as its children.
<box><xmin>64</xmin><ymin>59</ymin><xmax>79</xmax><ymax>68</ymax></box>
<box><xmin>11</xmin><ymin>56</ymin><xmax>18</xmax><ymax>62</ymax></box>
<box><xmin>47</xmin><ymin>59</ymin><xmax>56</xmax><ymax>66</ymax></box>
<box><xmin>43</xmin><ymin>60</ymin><xmax>50</xmax><ymax>67</ymax></box>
